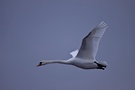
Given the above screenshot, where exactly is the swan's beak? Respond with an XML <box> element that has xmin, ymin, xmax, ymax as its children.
<box><xmin>36</xmin><ymin>64</ymin><xmax>40</xmax><ymax>67</ymax></box>
<box><xmin>36</xmin><ymin>62</ymin><xmax>42</xmax><ymax>67</ymax></box>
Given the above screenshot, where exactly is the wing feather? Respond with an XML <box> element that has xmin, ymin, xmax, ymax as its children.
<box><xmin>70</xmin><ymin>49</ymin><xmax>79</xmax><ymax>57</ymax></box>
<box><xmin>76</xmin><ymin>21</ymin><xmax>108</xmax><ymax>60</ymax></box>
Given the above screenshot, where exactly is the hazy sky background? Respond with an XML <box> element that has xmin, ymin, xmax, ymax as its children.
<box><xmin>1</xmin><ymin>0</ymin><xmax>135</xmax><ymax>90</ymax></box>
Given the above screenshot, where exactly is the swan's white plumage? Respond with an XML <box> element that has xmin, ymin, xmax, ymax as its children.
<box><xmin>37</xmin><ymin>21</ymin><xmax>108</xmax><ymax>70</ymax></box>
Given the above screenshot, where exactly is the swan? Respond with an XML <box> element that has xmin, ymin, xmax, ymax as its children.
<box><xmin>37</xmin><ymin>21</ymin><xmax>108</xmax><ymax>70</ymax></box>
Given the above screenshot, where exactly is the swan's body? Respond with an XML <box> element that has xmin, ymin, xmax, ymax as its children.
<box><xmin>37</xmin><ymin>21</ymin><xmax>108</xmax><ymax>70</ymax></box>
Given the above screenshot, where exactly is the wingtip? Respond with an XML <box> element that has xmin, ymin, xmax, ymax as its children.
<box><xmin>98</xmin><ymin>21</ymin><xmax>108</xmax><ymax>28</ymax></box>
<box><xmin>99</xmin><ymin>21</ymin><xmax>104</xmax><ymax>25</ymax></box>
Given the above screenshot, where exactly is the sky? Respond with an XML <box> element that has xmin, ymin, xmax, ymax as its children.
<box><xmin>0</xmin><ymin>0</ymin><xmax>135</xmax><ymax>90</ymax></box>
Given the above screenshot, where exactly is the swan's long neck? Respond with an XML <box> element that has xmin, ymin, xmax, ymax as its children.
<box><xmin>41</xmin><ymin>60</ymin><xmax>70</xmax><ymax>65</ymax></box>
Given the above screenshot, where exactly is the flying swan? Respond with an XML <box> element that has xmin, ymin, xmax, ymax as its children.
<box><xmin>37</xmin><ymin>21</ymin><xmax>108</xmax><ymax>70</ymax></box>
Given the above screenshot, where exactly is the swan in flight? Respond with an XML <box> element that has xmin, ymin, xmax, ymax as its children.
<box><xmin>37</xmin><ymin>21</ymin><xmax>108</xmax><ymax>70</ymax></box>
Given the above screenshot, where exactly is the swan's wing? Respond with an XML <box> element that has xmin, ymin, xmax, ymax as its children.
<box><xmin>70</xmin><ymin>49</ymin><xmax>79</xmax><ymax>58</ymax></box>
<box><xmin>76</xmin><ymin>21</ymin><xmax>108</xmax><ymax>60</ymax></box>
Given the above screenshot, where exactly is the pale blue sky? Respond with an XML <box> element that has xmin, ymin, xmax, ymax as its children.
<box><xmin>0</xmin><ymin>0</ymin><xmax>135</xmax><ymax>90</ymax></box>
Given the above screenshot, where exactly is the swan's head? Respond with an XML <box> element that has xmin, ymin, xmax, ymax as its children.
<box><xmin>36</xmin><ymin>61</ymin><xmax>46</xmax><ymax>67</ymax></box>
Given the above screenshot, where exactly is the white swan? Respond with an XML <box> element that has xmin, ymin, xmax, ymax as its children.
<box><xmin>37</xmin><ymin>21</ymin><xmax>108</xmax><ymax>70</ymax></box>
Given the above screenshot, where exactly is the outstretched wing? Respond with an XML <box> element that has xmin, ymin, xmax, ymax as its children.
<box><xmin>76</xmin><ymin>21</ymin><xmax>108</xmax><ymax>60</ymax></box>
